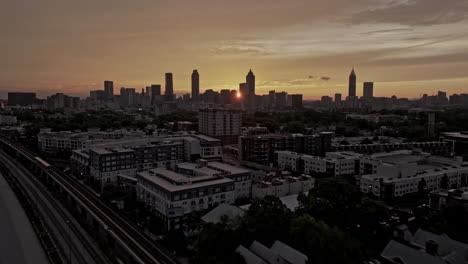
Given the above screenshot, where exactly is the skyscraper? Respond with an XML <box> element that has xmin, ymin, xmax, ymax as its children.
<box><xmin>150</xmin><ymin>84</ymin><xmax>161</xmax><ymax>104</ymax></box>
<box><xmin>363</xmin><ymin>82</ymin><xmax>374</xmax><ymax>98</ymax></box>
<box><xmin>165</xmin><ymin>73</ymin><xmax>174</xmax><ymax>98</ymax></box>
<box><xmin>246</xmin><ymin>69</ymin><xmax>255</xmax><ymax>95</ymax></box>
<box><xmin>348</xmin><ymin>68</ymin><xmax>356</xmax><ymax>97</ymax></box>
<box><xmin>192</xmin><ymin>70</ymin><xmax>199</xmax><ymax>101</ymax></box>
<box><xmin>335</xmin><ymin>93</ymin><xmax>342</xmax><ymax>104</ymax></box>
<box><xmin>104</xmin><ymin>80</ymin><xmax>114</xmax><ymax>98</ymax></box>
<box><xmin>245</xmin><ymin>69</ymin><xmax>256</xmax><ymax>109</ymax></box>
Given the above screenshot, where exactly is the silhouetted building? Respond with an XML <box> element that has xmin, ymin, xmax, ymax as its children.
<box><xmin>192</xmin><ymin>70</ymin><xmax>199</xmax><ymax>101</ymax></box>
<box><xmin>291</xmin><ymin>94</ymin><xmax>303</xmax><ymax>109</ymax></box>
<box><xmin>90</xmin><ymin>90</ymin><xmax>106</xmax><ymax>100</ymax></box>
<box><xmin>104</xmin><ymin>80</ymin><xmax>114</xmax><ymax>99</ymax></box>
<box><xmin>245</xmin><ymin>69</ymin><xmax>256</xmax><ymax>109</ymax></box>
<box><xmin>363</xmin><ymin>82</ymin><xmax>373</xmax><ymax>98</ymax></box>
<box><xmin>7</xmin><ymin>92</ymin><xmax>36</xmax><ymax>106</ymax></box>
<box><xmin>246</xmin><ymin>69</ymin><xmax>255</xmax><ymax>95</ymax></box>
<box><xmin>165</xmin><ymin>73</ymin><xmax>174</xmax><ymax>99</ymax></box>
<box><xmin>335</xmin><ymin>93</ymin><xmax>342</xmax><ymax>104</ymax></box>
<box><xmin>348</xmin><ymin>68</ymin><xmax>356</xmax><ymax>97</ymax></box>
<box><xmin>150</xmin><ymin>84</ymin><xmax>161</xmax><ymax>104</ymax></box>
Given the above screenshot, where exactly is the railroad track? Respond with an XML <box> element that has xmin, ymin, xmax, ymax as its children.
<box><xmin>0</xmin><ymin>136</ymin><xmax>178</xmax><ymax>264</ymax></box>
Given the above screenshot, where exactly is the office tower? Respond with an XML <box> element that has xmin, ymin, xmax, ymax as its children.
<box><xmin>437</xmin><ymin>91</ymin><xmax>448</xmax><ymax>105</ymax></box>
<box><xmin>191</xmin><ymin>70</ymin><xmax>199</xmax><ymax>101</ymax></box>
<box><xmin>165</xmin><ymin>73</ymin><xmax>174</xmax><ymax>98</ymax></box>
<box><xmin>268</xmin><ymin>90</ymin><xmax>275</xmax><ymax>107</ymax></box>
<box><xmin>199</xmin><ymin>108</ymin><xmax>241</xmax><ymax>144</ymax></box>
<box><xmin>90</xmin><ymin>90</ymin><xmax>106</xmax><ymax>100</ymax></box>
<box><xmin>239</xmin><ymin>83</ymin><xmax>247</xmax><ymax>96</ymax></box>
<box><xmin>104</xmin><ymin>80</ymin><xmax>114</xmax><ymax>98</ymax></box>
<box><xmin>246</xmin><ymin>69</ymin><xmax>255</xmax><ymax>95</ymax></box>
<box><xmin>335</xmin><ymin>93</ymin><xmax>342</xmax><ymax>104</ymax></box>
<box><xmin>150</xmin><ymin>84</ymin><xmax>161</xmax><ymax>104</ymax></box>
<box><xmin>348</xmin><ymin>68</ymin><xmax>356</xmax><ymax>97</ymax></box>
<box><xmin>219</xmin><ymin>89</ymin><xmax>231</xmax><ymax>105</ymax></box>
<box><xmin>7</xmin><ymin>92</ymin><xmax>36</xmax><ymax>106</ymax></box>
<box><xmin>363</xmin><ymin>82</ymin><xmax>374</xmax><ymax>98</ymax></box>
<box><xmin>291</xmin><ymin>94</ymin><xmax>303</xmax><ymax>109</ymax></box>
<box><xmin>275</xmin><ymin>92</ymin><xmax>287</xmax><ymax>106</ymax></box>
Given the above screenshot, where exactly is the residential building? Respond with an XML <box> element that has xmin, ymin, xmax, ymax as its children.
<box><xmin>429</xmin><ymin>187</ymin><xmax>468</xmax><ymax>210</ymax></box>
<box><xmin>240</xmin><ymin>132</ymin><xmax>333</xmax><ymax>166</ymax></box>
<box><xmin>360</xmin><ymin>150</ymin><xmax>468</xmax><ymax>199</ymax></box>
<box><xmin>198</xmin><ymin>108</ymin><xmax>241</xmax><ymax>144</ymax></box>
<box><xmin>236</xmin><ymin>240</ymin><xmax>308</xmax><ymax>264</ymax></box>
<box><xmin>252</xmin><ymin>175</ymin><xmax>314</xmax><ymax>198</ymax></box>
<box><xmin>380</xmin><ymin>229</ymin><xmax>468</xmax><ymax>264</ymax></box>
<box><xmin>136</xmin><ymin>165</ymin><xmax>236</xmax><ymax>229</ymax></box>
<box><xmin>275</xmin><ymin>151</ymin><xmax>362</xmax><ymax>177</ymax></box>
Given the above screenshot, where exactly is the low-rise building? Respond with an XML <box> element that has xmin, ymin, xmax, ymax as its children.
<box><xmin>136</xmin><ymin>165</ymin><xmax>236</xmax><ymax>229</ymax></box>
<box><xmin>252</xmin><ymin>175</ymin><xmax>314</xmax><ymax>198</ymax></box>
<box><xmin>89</xmin><ymin>147</ymin><xmax>137</xmax><ymax>185</ymax></box>
<box><xmin>70</xmin><ymin>134</ymin><xmax>223</xmax><ymax>187</ymax></box>
<box><xmin>360</xmin><ymin>150</ymin><xmax>468</xmax><ymax>199</ymax></box>
<box><xmin>380</xmin><ymin>229</ymin><xmax>468</xmax><ymax>264</ymax></box>
<box><xmin>0</xmin><ymin>115</ymin><xmax>17</xmax><ymax>124</ymax></box>
<box><xmin>429</xmin><ymin>187</ymin><xmax>468</xmax><ymax>210</ymax></box>
<box><xmin>240</xmin><ymin>132</ymin><xmax>333</xmax><ymax>166</ymax></box>
<box><xmin>275</xmin><ymin>151</ymin><xmax>361</xmax><ymax>177</ymax></box>
<box><xmin>38</xmin><ymin>128</ymin><xmax>146</xmax><ymax>155</ymax></box>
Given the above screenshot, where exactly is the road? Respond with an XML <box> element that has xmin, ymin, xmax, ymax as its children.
<box><xmin>0</xmin><ymin>171</ymin><xmax>48</xmax><ymax>264</ymax></box>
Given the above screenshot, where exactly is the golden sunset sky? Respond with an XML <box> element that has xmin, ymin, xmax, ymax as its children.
<box><xmin>1</xmin><ymin>0</ymin><xmax>468</xmax><ymax>100</ymax></box>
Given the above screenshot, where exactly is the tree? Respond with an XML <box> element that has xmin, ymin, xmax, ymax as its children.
<box><xmin>241</xmin><ymin>196</ymin><xmax>291</xmax><ymax>244</ymax></box>
<box><xmin>289</xmin><ymin>215</ymin><xmax>365</xmax><ymax>264</ymax></box>
<box><xmin>193</xmin><ymin>218</ymin><xmax>244</xmax><ymax>264</ymax></box>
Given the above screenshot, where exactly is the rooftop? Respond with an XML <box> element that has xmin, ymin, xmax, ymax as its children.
<box><xmin>137</xmin><ymin>168</ymin><xmax>233</xmax><ymax>192</ymax></box>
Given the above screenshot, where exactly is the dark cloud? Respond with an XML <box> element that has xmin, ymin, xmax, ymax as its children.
<box><xmin>321</xmin><ymin>76</ymin><xmax>331</xmax><ymax>81</ymax></box>
<box><xmin>347</xmin><ymin>0</ymin><xmax>468</xmax><ymax>26</ymax></box>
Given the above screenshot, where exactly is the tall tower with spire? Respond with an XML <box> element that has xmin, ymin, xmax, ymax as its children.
<box><xmin>348</xmin><ymin>68</ymin><xmax>356</xmax><ymax>97</ymax></box>
<box><xmin>246</xmin><ymin>69</ymin><xmax>255</xmax><ymax>95</ymax></box>
<box><xmin>245</xmin><ymin>69</ymin><xmax>256</xmax><ymax>109</ymax></box>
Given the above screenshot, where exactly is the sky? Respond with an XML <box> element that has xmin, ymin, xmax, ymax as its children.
<box><xmin>1</xmin><ymin>0</ymin><xmax>468</xmax><ymax>100</ymax></box>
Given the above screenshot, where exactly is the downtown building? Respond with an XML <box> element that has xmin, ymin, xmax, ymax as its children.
<box><xmin>136</xmin><ymin>160</ymin><xmax>251</xmax><ymax>229</ymax></box>
<box><xmin>239</xmin><ymin>132</ymin><xmax>333</xmax><ymax>166</ymax></box>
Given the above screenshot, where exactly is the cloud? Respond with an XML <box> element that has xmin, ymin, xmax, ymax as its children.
<box><xmin>345</xmin><ymin>0</ymin><xmax>468</xmax><ymax>26</ymax></box>
<box><xmin>321</xmin><ymin>76</ymin><xmax>331</xmax><ymax>81</ymax></box>
<box><xmin>360</xmin><ymin>28</ymin><xmax>413</xmax><ymax>35</ymax></box>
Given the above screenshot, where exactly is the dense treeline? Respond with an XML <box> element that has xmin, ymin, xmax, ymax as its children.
<box><xmin>191</xmin><ymin>177</ymin><xmax>390</xmax><ymax>264</ymax></box>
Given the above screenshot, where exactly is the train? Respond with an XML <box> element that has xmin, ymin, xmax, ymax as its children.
<box><xmin>35</xmin><ymin>156</ymin><xmax>52</xmax><ymax>171</ymax></box>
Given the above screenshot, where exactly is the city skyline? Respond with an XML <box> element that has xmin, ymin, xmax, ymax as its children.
<box><xmin>2</xmin><ymin>0</ymin><xmax>468</xmax><ymax>100</ymax></box>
